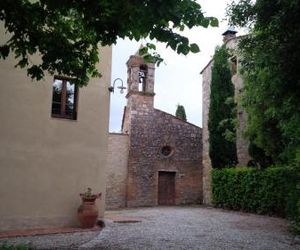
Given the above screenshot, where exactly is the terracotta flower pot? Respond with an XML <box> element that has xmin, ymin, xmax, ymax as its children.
<box><xmin>77</xmin><ymin>191</ymin><xmax>101</xmax><ymax>228</ymax></box>
<box><xmin>78</xmin><ymin>198</ymin><xmax>98</xmax><ymax>228</ymax></box>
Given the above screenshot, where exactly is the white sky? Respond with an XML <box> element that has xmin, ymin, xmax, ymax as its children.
<box><xmin>109</xmin><ymin>0</ymin><xmax>232</xmax><ymax>132</ymax></box>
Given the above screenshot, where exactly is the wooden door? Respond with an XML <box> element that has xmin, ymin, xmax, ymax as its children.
<box><xmin>158</xmin><ymin>171</ymin><xmax>175</xmax><ymax>205</ymax></box>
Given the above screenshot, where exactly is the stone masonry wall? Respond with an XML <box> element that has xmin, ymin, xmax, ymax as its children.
<box><xmin>105</xmin><ymin>133</ymin><xmax>129</xmax><ymax>209</ymax></box>
<box><xmin>226</xmin><ymin>38</ymin><xmax>251</xmax><ymax>166</ymax></box>
<box><xmin>232</xmin><ymin>74</ymin><xmax>252</xmax><ymax>166</ymax></box>
<box><xmin>126</xmin><ymin>106</ymin><xmax>202</xmax><ymax>207</ymax></box>
<box><xmin>201</xmin><ymin>60</ymin><xmax>213</xmax><ymax>205</ymax></box>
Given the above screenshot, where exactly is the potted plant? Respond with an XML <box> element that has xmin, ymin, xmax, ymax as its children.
<box><xmin>77</xmin><ymin>188</ymin><xmax>102</xmax><ymax>228</ymax></box>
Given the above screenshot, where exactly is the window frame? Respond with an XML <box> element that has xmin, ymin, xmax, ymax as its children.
<box><xmin>51</xmin><ymin>76</ymin><xmax>78</xmax><ymax>120</ymax></box>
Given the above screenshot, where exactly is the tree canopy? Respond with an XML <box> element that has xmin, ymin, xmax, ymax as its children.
<box><xmin>227</xmin><ymin>0</ymin><xmax>300</xmax><ymax>165</ymax></box>
<box><xmin>0</xmin><ymin>0</ymin><xmax>218</xmax><ymax>86</ymax></box>
<box><xmin>208</xmin><ymin>46</ymin><xmax>237</xmax><ymax>168</ymax></box>
<box><xmin>175</xmin><ymin>104</ymin><xmax>187</xmax><ymax>121</ymax></box>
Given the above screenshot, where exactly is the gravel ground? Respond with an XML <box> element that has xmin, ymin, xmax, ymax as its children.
<box><xmin>1</xmin><ymin>206</ymin><xmax>299</xmax><ymax>250</ymax></box>
<box><xmin>0</xmin><ymin>231</ymin><xmax>99</xmax><ymax>250</ymax></box>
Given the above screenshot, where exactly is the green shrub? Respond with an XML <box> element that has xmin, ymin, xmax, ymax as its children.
<box><xmin>0</xmin><ymin>243</ymin><xmax>32</xmax><ymax>250</ymax></box>
<box><xmin>212</xmin><ymin>166</ymin><xmax>300</xmax><ymax>233</ymax></box>
<box><xmin>285</xmin><ymin>165</ymin><xmax>300</xmax><ymax>234</ymax></box>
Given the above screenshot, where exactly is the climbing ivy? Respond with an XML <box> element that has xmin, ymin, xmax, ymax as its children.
<box><xmin>227</xmin><ymin>0</ymin><xmax>300</xmax><ymax>166</ymax></box>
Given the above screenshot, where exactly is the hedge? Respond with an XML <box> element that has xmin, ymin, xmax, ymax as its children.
<box><xmin>0</xmin><ymin>243</ymin><xmax>32</xmax><ymax>250</ymax></box>
<box><xmin>212</xmin><ymin>166</ymin><xmax>300</xmax><ymax>233</ymax></box>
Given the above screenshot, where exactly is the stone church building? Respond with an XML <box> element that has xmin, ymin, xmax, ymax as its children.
<box><xmin>106</xmin><ymin>51</ymin><xmax>203</xmax><ymax>209</ymax></box>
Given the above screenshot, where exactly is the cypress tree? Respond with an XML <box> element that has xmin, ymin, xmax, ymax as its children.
<box><xmin>208</xmin><ymin>46</ymin><xmax>237</xmax><ymax>168</ymax></box>
<box><xmin>175</xmin><ymin>104</ymin><xmax>187</xmax><ymax>121</ymax></box>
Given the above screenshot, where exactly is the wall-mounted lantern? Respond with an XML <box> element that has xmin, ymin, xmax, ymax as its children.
<box><xmin>108</xmin><ymin>78</ymin><xmax>126</xmax><ymax>94</ymax></box>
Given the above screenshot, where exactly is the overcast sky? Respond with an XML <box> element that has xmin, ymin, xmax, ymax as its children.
<box><xmin>109</xmin><ymin>0</ymin><xmax>232</xmax><ymax>132</ymax></box>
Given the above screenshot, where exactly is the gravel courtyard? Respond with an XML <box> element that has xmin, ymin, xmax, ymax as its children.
<box><xmin>1</xmin><ymin>206</ymin><xmax>299</xmax><ymax>250</ymax></box>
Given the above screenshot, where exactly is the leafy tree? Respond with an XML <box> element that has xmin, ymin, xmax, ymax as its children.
<box><xmin>175</xmin><ymin>104</ymin><xmax>187</xmax><ymax>121</ymax></box>
<box><xmin>0</xmin><ymin>0</ymin><xmax>218</xmax><ymax>86</ymax></box>
<box><xmin>208</xmin><ymin>46</ymin><xmax>237</xmax><ymax>168</ymax></box>
<box><xmin>227</xmin><ymin>0</ymin><xmax>300</xmax><ymax>165</ymax></box>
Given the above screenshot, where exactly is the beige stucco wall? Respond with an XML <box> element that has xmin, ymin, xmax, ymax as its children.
<box><xmin>0</xmin><ymin>27</ymin><xmax>112</xmax><ymax>230</ymax></box>
<box><xmin>105</xmin><ymin>133</ymin><xmax>129</xmax><ymax>209</ymax></box>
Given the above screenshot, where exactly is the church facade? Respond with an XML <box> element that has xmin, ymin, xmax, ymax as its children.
<box><xmin>106</xmin><ymin>52</ymin><xmax>203</xmax><ymax>209</ymax></box>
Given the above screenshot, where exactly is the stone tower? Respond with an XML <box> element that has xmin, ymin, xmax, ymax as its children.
<box><xmin>201</xmin><ymin>29</ymin><xmax>252</xmax><ymax>204</ymax></box>
<box><xmin>122</xmin><ymin>50</ymin><xmax>157</xmax><ymax>207</ymax></box>
<box><xmin>222</xmin><ymin>27</ymin><xmax>237</xmax><ymax>43</ymax></box>
<box><xmin>122</xmin><ymin>50</ymin><xmax>155</xmax><ymax>134</ymax></box>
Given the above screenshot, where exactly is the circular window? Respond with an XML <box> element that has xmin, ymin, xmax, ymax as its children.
<box><xmin>161</xmin><ymin>146</ymin><xmax>173</xmax><ymax>157</ymax></box>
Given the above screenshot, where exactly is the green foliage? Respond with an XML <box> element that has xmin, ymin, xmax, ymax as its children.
<box><xmin>208</xmin><ymin>46</ymin><xmax>237</xmax><ymax>168</ymax></box>
<box><xmin>212</xmin><ymin>166</ymin><xmax>300</xmax><ymax>233</ymax></box>
<box><xmin>175</xmin><ymin>104</ymin><xmax>187</xmax><ymax>121</ymax></box>
<box><xmin>248</xmin><ymin>141</ymin><xmax>273</xmax><ymax>168</ymax></box>
<box><xmin>0</xmin><ymin>243</ymin><xmax>32</xmax><ymax>250</ymax></box>
<box><xmin>0</xmin><ymin>0</ymin><xmax>217</xmax><ymax>86</ymax></box>
<box><xmin>227</xmin><ymin>0</ymin><xmax>300</xmax><ymax>165</ymax></box>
